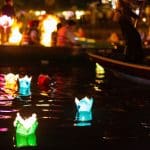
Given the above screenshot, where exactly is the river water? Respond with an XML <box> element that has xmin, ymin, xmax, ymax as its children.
<box><xmin>0</xmin><ymin>59</ymin><xmax>150</xmax><ymax>150</ymax></box>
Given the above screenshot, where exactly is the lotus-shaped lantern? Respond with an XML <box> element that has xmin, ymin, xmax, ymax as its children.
<box><xmin>75</xmin><ymin>97</ymin><xmax>93</xmax><ymax>122</ymax></box>
<box><xmin>18</xmin><ymin>75</ymin><xmax>32</xmax><ymax>97</ymax></box>
<box><xmin>96</xmin><ymin>63</ymin><xmax>105</xmax><ymax>78</ymax></box>
<box><xmin>13</xmin><ymin>112</ymin><xmax>38</xmax><ymax>148</ymax></box>
<box><xmin>4</xmin><ymin>73</ymin><xmax>18</xmax><ymax>96</ymax></box>
<box><xmin>37</xmin><ymin>74</ymin><xmax>51</xmax><ymax>92</ymax></box>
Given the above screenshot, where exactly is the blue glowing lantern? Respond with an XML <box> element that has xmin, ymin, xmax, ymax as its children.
<box><xmin>75</xmin><ymin>97</ymin><xmax>93</xmax><ymax>122</ymax></box>
<box><xmin>13</xmin><ymin>112</ymin><xmax>38</xmax><ymax>148</ymax></box>
<box><xmin>18</xmin><ymin>75</ymin><xmax>32</xmax><ymax>97</ymax></box>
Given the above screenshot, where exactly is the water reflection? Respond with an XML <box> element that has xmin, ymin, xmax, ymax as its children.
<box><xmin>0</xmin><ymin>62</ymin><xmax>149</xmax><ymax>148</ymax></box>
<box><xmin>94</xmin><ymin>63</ymin><xmax>105</xmax><ymax>92</ymax></box>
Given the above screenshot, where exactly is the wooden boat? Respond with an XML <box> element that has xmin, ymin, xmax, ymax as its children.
<box><xmin>87</xmin><ymin>49</ymin><xmax>150</xmax><ymax>85</ymax></box>
<box><xmin>0</xmin><ymin>45</ymin><xmax>88</xmax><ymax>65</ymax></box>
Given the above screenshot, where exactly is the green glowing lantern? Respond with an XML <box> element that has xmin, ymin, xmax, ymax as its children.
<box><xmin>13</xmin><ymin>112</ymin><xmax>38</xmax><ymax>148</ymax></box>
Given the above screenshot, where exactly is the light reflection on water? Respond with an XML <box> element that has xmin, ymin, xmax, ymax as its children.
<box><xmin>0</xmin><ymin>62</ymin><xmax>150</xmax><ymax>149</ymax></box>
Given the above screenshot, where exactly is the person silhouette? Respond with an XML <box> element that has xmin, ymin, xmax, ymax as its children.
<box><xmin>113</xmin><ymin>0</ymin><xmax>143</xmax><ymax>63</ymax></box>
<box><xmin>56</xmin><ymin>19</ymin><xmax>77</xmax><ymax>47</ymax></box>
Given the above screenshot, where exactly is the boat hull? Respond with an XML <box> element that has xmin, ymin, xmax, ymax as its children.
<box><xmin>88</xmin><ymin>52</ymin><xmax>150</xmax><ymax>85</ymax></box>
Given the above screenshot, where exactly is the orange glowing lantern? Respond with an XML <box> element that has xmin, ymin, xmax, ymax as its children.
<box><xmin>4</xmin><ymin>73</ymin><xmax>18</xmax><ymax>97</ymax></box>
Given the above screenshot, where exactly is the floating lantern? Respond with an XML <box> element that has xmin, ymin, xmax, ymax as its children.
<box><xmin>4</xmin><ymin>73</ymin><xmax>18</xmax><ymax>97</ymax></box>
<box><xmin>0</xmin><ymin>73</ymin><xmax>17</xmax><ymax>100</ymax></box>
<box><xmin>96</xmin><ymin>63</ymin><xmax>105</xmax><ymax>75</ymax></box>
<box><xmin>13</xmin><ymin>112</ymin><xmax>38</xmax><ymax>148</ymax></box>
<box><xmin>37</xmin><ymin>74</ymin><xmax>51</xmax><ymax>92</ymax></box>
<box><xmin>75</xmin><ymin>97</ymin><xmax>93</xmax><ymax>122</ymax></box>
<box><xmin>18</xmin><ymin>75</ymin><xmax>32</xmax><ymax>97</ymax></box>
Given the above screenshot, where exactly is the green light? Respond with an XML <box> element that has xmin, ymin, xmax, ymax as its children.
<box><xmin>14</xmin><ymin>113</ymin><xmax>38</xmax><ymax>148</ymax></box>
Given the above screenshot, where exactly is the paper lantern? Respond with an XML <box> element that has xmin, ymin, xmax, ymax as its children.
<box><xmin>18</xmin><ymin>75</ymin><xmax>32</xmax><ymax>97</ymax></box>
<box><xmin>96</xmin><ymin>63</ymin><xmax>105</xmax><ymax>78</ymax></box>
<box><xmin>4</xmin><ymin>73</ymin><xmax>18</xmax><ymax>96</ymax></box>
<box><xmin>13</xmin><ymin>112</ymin><xmax>38</xmax><ymax>148</ymax></box>
<box><xmin>75</xmin><ymin>97</ymin><xmax>93</xmax><ymax>122</ymax></box>
<box><xmin>37</xmin><ymin>74</ymin><xmax>51</xmax><ymax>92</ymax></box>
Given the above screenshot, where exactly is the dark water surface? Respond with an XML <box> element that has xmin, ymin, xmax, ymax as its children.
<box><xmin>0</xmin><ymin>60</ymin><xmax>150</xmax><ymax>150</ymax></box>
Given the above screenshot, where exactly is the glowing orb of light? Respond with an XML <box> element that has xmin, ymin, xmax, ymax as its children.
<box><xmin>0</xmin><ymin>15</ymin><xmax>13</xmax><ymax>28</ymax></box>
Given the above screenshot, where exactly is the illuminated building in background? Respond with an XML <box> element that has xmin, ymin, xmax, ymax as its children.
<box><xmin>74</xmin><ymin>97</ymin><xmax>93</xmax><ymax>126</ymax></box>
<box><xmin>13</xmin><ymin>112</ymin><xmax>38</xmax><ymax>148</ymax></box>
<box><xmin>18</xmin><ymin>75</ymin><xmax>32</xmax><ymax>97</ymax></box>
